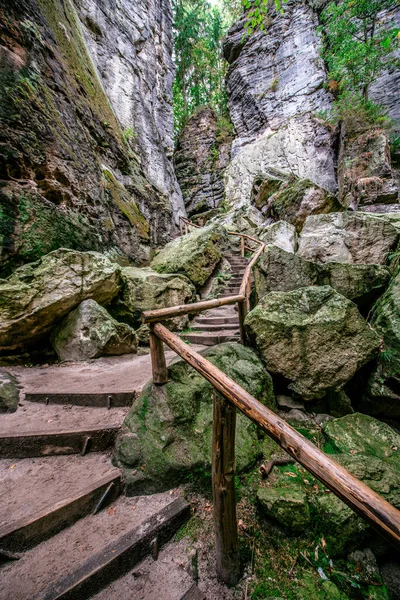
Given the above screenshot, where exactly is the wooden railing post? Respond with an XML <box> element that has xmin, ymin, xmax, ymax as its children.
<box><xmin>212</xmin><ymin>390</ymin><xmax>241</xmax><ymax>586</ymax></box>
<box><xmin>240</xmin><ymin>236</ymin><xmax>245</xmax><ymax>257</ymax></box>
<box><xmin>238</xmin><ymin>300</ymin><xmax>248</xmax><ymax>346</ymax></box>
<box><xmin>149</xmin><ymin>324</ymin><xmax>168</xmax><ymax>384</ymax></box>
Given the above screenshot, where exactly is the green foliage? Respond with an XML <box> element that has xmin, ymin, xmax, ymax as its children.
<box><xmin>243</xmin><ymin>0</ymin><xmax>286</xmax><ymax>34</ymax></box>
<box><xmin>173</xmin><ymin>0</ymin><xmax>231</xmax><ymax>135</ymax></box>
<box><xmin>319</xmin><ymin>0</ymin><xmax>400</xmax><ymax>101</ymax></box>
<box><xmin>122</xmin><ymin>127</ymin><xmax>138</xmax><ymax>142</ymax></box>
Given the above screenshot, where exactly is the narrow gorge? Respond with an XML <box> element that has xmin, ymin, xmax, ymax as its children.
<box><xmin>0</xmin><ymin>0</ymin><xmax>400</xmax><ymax>599</ymax></box>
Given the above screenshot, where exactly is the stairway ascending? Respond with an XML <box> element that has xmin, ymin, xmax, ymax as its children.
<box><xmin>180</xmin><ymin>251</ymin><xmax>250</xmax><ymax>346</ymax></box>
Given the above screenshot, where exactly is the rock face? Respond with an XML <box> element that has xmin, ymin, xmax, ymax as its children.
<box><xmin>257</xmin><ymin>221</ymin><xmax>297</xmax><ymax>254</ymax></box>
<box><xmin>174</xmin><ymin>107</ymin><xmax>232</xmax><ymax>217</ymax></box>
<box><xmin>0</xmin><ymin>370</ymin><xmax>19</xmax><ymax>413</ymax></box>
<box><xmin>338</xmin><ymin>126</ymin><xmax>398</xmax><ymax>209</ymax></box>
<box><xmin>254</xmin><ymin>245</ymin><xmax>390</xmax><ymax>307</ymax></box>
<box><xmin>223</xmin><ymin>0</ymin><xmax>337</xmax><ymax>208</ymax></box>
<box><xmin>51</xmin><ymin>299</ymin><xmax>137</xmax><ymax>362</ymax></box>
<box><xmin>298</xmin><ymin>213</ymin><xmax>399</xmax><ymax>265</ymax></box>
<box><xmin>0</xmin><ymin>0</ymin><xmax>179</xmax><ymax>277</ymax></box>
<box><xmin>245</xmin><ymin>286</ymin><xmax>379</xmax><ymax>400</ymax></box>
<box><xmin>151</xmin><ymin>224</ymin><xmax>226</xmax><ymax>288</ymax></box>
<box><xmin>76</xmin><ymin>0</ymin><xmax>185</xmax><ymax>221</ymax></box>
<box><xmin>117</xmin><ymin>343</ymin><xmax>276</xmax><ymax>494</ymax></box>
<box><xmin>0</xmin><ymin>249</ymin><xmax>121</xmax><ymax>353</ymax></box>
<box><xmin>263</xmin><ymin>178</ymin><xmax>341</xmax><ymax>232</ymax></box>
<box><xmin>109</xmin><ymin>266</ymin><xmax>195</xmax><ymax>330</ymax></box>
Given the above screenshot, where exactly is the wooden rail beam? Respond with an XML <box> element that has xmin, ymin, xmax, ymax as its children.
<box><xmin>149</xmin><ymin>325</ymin><xmax>168</xmax><ymax>384</ymax></box>
<box><xmin>152</xmin><ymin>322</ymin><xmax>400</xmax><ymax>549</ymax></box>
<box><xmin>142</xmin><ymin>295</ymin><xmax>245</xmax><ymax>324</ymax></box>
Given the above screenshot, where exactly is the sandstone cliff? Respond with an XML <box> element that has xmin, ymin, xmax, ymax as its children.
<box><xmin>0</xmin><ymin>0</ymin><xmax>182</xmax><ymax>277</ymax></box>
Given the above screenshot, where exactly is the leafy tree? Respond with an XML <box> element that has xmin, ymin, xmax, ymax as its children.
<box><xmin>320</xmin><ymin>0</ymin><xmax>400</xmax><ymax>100</ymax></box>
<box><xmin>173</xmin><ymin>0</ymin><xmax>230</xmax><ymax>135</ymax></box>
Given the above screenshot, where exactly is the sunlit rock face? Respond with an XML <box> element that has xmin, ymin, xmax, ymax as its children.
<box><xmin>76</xmin><ymin>0</ymin><xmax>186</xmax><ymax>221</ymax></box>
<box><xmin>223</xmin><ymin>0</ymin><xmax>337</xmax><ymax>208</ymax></box>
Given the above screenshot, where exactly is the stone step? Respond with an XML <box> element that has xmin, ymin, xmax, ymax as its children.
<box><xmin>192</xmin><ymin>323</ymin><xmax>240</xmax><ymax>332</ymax></box>
<box><xmin>0</xmin><ymin>493</ymin><xmax>189</xmax><ymax>600</ymax></box>
<box><xmin>0</xmin><ymin>454</ymin><xmax>121</xmax><ymax>552</ymax></box>
<box><xmin>180</xmin><ymin>332</ymin><xmax>240</xmax><ymax>346</ymax></box>
<box><xmin>194</xmin><ymin>316</ymin><xmax>238</xmax><ymax>325</ymax></box>
<box><xmin>0</xmin><ymin>402</ymin><xmax>126</xmax><ymax>458</ymax></box>
<box><xmin>25</xmin><ymin>392</ymin><xmax>135</xmax><ymax>408</ymax></box>
<box><xmin>91</xmin><ymin>540</ymin><xmax>205</xmax><ymax>600</ymax></box>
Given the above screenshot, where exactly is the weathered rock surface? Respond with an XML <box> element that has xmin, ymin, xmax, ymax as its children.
<box><xmin>174</xmin><ymin>107</ymin><xmax>232</xmax><ymax>217</ymax></box>
<box><xmin>223</xmin><ymin>0</ymin><xmax>337</xmax><ymax>208</ymax></box>
<box><xmin>109</xmin><ymin>266</ymin><xmax>195</xmax><ymax>330</ymax></box>
<box><xmin>0</xmin><ymin>0</ymin><xmax>178</xmax><ymax>276</ymax></box>
<box><xmin>264</xmin><ymin>178</ymin><xmax>341</xmax><ymax>232</ymax></box>
<box><xmin>338</xmin><ymin>126</ymin><xmax>398</xmax><ymax>210</ymax></box>
<box><xmin>0</xmin><ymin>249</ymin><xmax>121</xmax><ymax>353</ymax></box>
<box><xmin>245</xmin><ymin>286</ymin><xmax>379</xmax><ymax>400</ymax></box>
<box><xmin>254</xmin><ymin>245</ymin><xmax>390</xmax><ymax>307</ymax></box>
<box><xmin>76</xmin><ymin>0</ymin><xmax>185</xmax><ymax>221</ymax></box>
<box><xmin>257</xmin><ymin>222</ymin><xmax>297</xmax><ymax>254</ymax></box>
<box><xmin>360</xmin><ymin>270</ymin><xmax>400</xmax><ymax>421</ymax></box>
<box><xmin>151</xmin><ymin>224</ymin><xmax>226</xmax><ymax>288</ymax></box>
<box><xmin>117</xmin><ymin>343</ymin><xmax>276</xmax><ymax>494</ymax></box>
<box><xmin>0</xmin><ymin>370</ymin><xmax>19</xmax><ymax>413</ymax></box>
<box><xmin>51</xmin><ymin>299</ymin><xmax>137</xmax><ymax>362</ymax></box>
<box><xmin>298</xmin><ymin>213</ymin><xmax>399</xmax><ymax>265</ymax></box>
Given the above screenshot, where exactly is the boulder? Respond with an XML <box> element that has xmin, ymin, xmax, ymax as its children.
<box><xmin>109</xmin><ymin>267</ymin><xmax>195</xmax><ymax>330</ymax></box>
<box><xmin>0</xmin><ymin>370</ymin><xmax>19</xmax><ymax>413</ymax></box>
<box><xmin>0</xmin><ymin>249</ymin><xmax>121</xmax><ymax>353</ymax></box>
<box><xmin>116</xmin><ymin>343</ymin><xmax>275</xmax><ymax>494</ymax></box>
<box><xmin>297</xmin><ymin>212</ymin><xmax>399</xmax><ymax>265</ymax></box>
<box><xmin>265</xmin><ymin>178</ymin><xmax>341</xmax><ymax>232</ymax></box>
<box><xmin>257</xmin><ymin>486</ymin><xmax>311</xmax><ymax>534</ymax></box>
<box><xmin>51</xmin><ymin>299</ymin><xmax>137</xmax><ymax>362</ymax></box>
<box><xmin>257</xmin><ymin>222</ymin><xmax>297</xmax><ymax>254</ymax></box>
<box><xmin>254</xmin><ymin>245</ymin><xmax>390</xmax><ymax>307</ymax></box>
<box><xmin>245</xmin><ymin>286</ymin><xmax>379</xmax><ymax>400</ymax></box>
<box><xmin>338</xmin><ymin>127</ymin><xmax>398</xmax><ymax>209</ymax></box>
<box><xmin>151</xmin><ymin>224</ymin><xmax>226</xmax><ymax>288</ymax></box>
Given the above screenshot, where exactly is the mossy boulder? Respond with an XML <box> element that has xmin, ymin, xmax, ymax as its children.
<box><xmin>0</xmin><ymin>249</ymin><xmax>121</xmax><ymax>353</ymax></box>
<box><xmin>117</xmin><ymin>343</ymin><xmax>275</xmax><ymax>494</ymax></box>
<box><xmin>298</xmin><ymin>212</ymin><xmax>399</xmax><ymax>265</ymax></box>
<box><xmin>257</xmin><ymin>486</ymin><xmax>311</xmax><ymax>534</ymax></box>
<box><xmin>0</xmin><ymin>370</ymin><xmax>20</xmax><ymax>413</ymax></box>
<box><xmin>51</xmin><ymin>299</ymin><xmax>137</xmax><ymax>361</ymax></box>
<box><xmin>151</xmin><ymin>224</ymin><xmax>226</xmax><ymax>288</ymax></box>
<box><xmin>265</xmin><ymin>178</ymin><xmax>341</xmax><ymax>232</ymax></box>
<box><xmin>245</xmin><ymin>286</ymin><xmax>379</xmax><ymax>400</ymax></box>
<box><xmin>254</xmin><ymin>245</ymin><xmax>390</xmax><ymax>308</ymax></box>
<box><xmin>256</xmin><ymin>221</ymin><xmax>297</xmax><ymax>253</ymax></box>
<box><xmin>109</xmin><ymin>267</ymin><xmax>195</xmax><ymax>330</ymax></box>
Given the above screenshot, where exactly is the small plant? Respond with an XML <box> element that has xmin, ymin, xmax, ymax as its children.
<box><xmin>123</xmin><ymin>126</ymin><xmax>138</xmax><ymax>142</ymax></box>
<box><xmin>269</xmin><ymin>77</ymin><xmax>279</xmax><ymax>92</ymax></box>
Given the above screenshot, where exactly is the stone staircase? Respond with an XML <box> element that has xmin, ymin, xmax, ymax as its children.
<box><xmin>0</xmin><ymin>391</ymin><xmax>203</xmax><ymax>600</ymax></box>
<box><xmin>180</xmin><ymin>251</ymin><xmax>250</xmax><ymax>346</ymax></box>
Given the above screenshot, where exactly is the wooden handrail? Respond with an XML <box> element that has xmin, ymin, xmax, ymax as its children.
<box><xmin>143</xmin><ymin>295</ymin><xmax>245</xmax><ymax>324</ymax></box>
<box><xmin>153</xmin><ymin>322</ymin><xmax>400</xmax><ymax>548</ymax></box>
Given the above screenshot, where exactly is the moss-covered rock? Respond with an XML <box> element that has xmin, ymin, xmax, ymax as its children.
<box><xmin>257</xmin><ymin>485</ymin><xmax>311</xmax><ymax>534</ymax></box>
<box><xmin>51</xmin><ymin>299</ymin><xmax>137</xmax><ymax>361</ymax></box>
<box><xmin>117</xmin><ymin>343</ymin><xmax>275</xmax><ymax>494</ymax></box>
<box><xmin>266</xmin><ymin>178</ymin><xmax>341</xmax><ymax>232</ymax></box>
<box><xmin>109</xmin><ymin>266</ymin><xmax>195</xmax><ymax>330</ymax></box>
<box><xmin>0</xmin><ymin>249</ymin><xmax>121</xmax><ymax>353</ymax></box>
<box><xmin>298</xmin><ymin>212</ymin><xmax>399</xmax><ymax>265</ymax></box>
<box><xmin>256</xmin><ymin>221</ymin><xmax>297</xmax><ymax>253</ymax></box>
<box><xmin>0</xmin><ymin>370</ymin><xmax>19</xmax><ymax>413</ymax></box>
<box><xmin>254</xmin><ymin>245</ymin><xmax>390</xmax><ymax>308</ymax></box>
<box><xmin>151</xmin><ymin>224</ymin><xmax>226</xmax><ymax>288</ymax></box>
<box><xmin>245</xmin><ymin>286</ymin><xmax>379</xmax><ymax>400</ymax></box>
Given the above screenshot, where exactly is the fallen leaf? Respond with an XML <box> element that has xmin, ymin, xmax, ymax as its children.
<box><xmin>107</xmin><ymin>506</ymin><xmax>116</xmax><ymax>516</ymax></box>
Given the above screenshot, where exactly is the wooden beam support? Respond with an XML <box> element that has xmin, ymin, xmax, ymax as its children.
<box><xmin>143</xmin><ymin>295</ymin><xmax>244</xmax><ymax>324</ymax></box>
<box><xmin>212</xmin><ymin>391</ymin><xmax>240</xmax><ymax>585</ymax></box>
<box><xmin>240</xmin><ymin>236</ymin><xmax>245</xmax><ymax>257</ymax></box>
<box><xmin>152</xmin><ymin>322</ymin><xmax>400</xmax><ymax>549</ymax></box>
<box><xmin>238</xmin><ymin>300</ymin><xmax>247</xmax><ymax>346</ymax></box>
<box><xmin>149</xmin><ymin>326</ymin><xmax>168</xmax><ymax>384</ymax></box>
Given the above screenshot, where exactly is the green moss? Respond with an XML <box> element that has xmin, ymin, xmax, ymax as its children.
<box><xmin>103</xmin><ymin>168</ymin><xmax>149</xmax><ymax>240</ymax></box>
